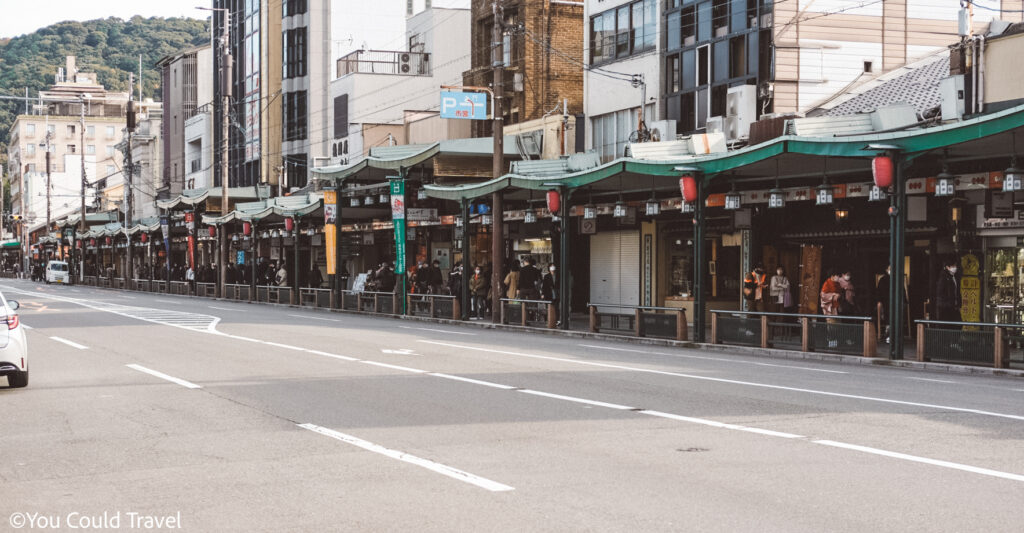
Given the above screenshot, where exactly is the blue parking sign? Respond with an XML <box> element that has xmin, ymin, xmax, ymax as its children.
<box><xmin>440</xmin><ymin>91</ymin><xmax>488</xmax><ymax>120</ymax></box>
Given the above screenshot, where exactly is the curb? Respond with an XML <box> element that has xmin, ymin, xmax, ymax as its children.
<box><xmin>60</xmin><ymin>282</ymin><xmax>1024</xmax><ymax>379</ymax></box>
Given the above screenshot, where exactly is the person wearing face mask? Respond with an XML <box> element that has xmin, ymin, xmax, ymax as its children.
<box><xmin>769</xmin><ymin>266</ymin><xmax>791</xmax><ymax>314</ymax></box>
<box><xmin>541</xmin><ymin>263</ymin><xmax>558</xmax><ymax>302</ymax></box>
<box><xmin>469</xmin><ymin>264</ymin><xmax>490</xmax><ymax>319</ymax></box>
<box><xmin>935</xmin><ymin>258</ymin><xmax>962</xmax><ymax>323</ymax></box>
<box><xmin>743</xmin><ymin>264</ymin><xmax>768</xmax><ymax>311</ymax></box>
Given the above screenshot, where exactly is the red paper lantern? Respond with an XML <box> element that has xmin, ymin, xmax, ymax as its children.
<box><xmin>140</xmin><ymin>232</ymin><xmax>148</xmax><ymax>243</ymax></box>
<box><xmin>243</xmin><ymin>221</ymin><xmax>252</xmax><ymax>236</ymax></box>
<box><xmin>546</xmin><ymin>190</ymin><xmax>560</xmax><ymax>214</ymax></box>
<box><xmin>105</xmin><ymin>236</ymin><xmax>112</xmax><ymax>246</ymax></box>
<box><xmin>680</xmin><ymin>175</ymin><xmax>697</xmax><ymax>203</ymax></box>
<box><xmin>872</xmin><ymin>156</ymin><xmax>893</xmax><ymax>189</ymax></box>
<box><xmin>284</xmin><ymin>217</ymin><xmax>295</xmax><ymax>232</ymax></box>
<box><xmin>76</xmin><ymin>241</ymin><xmax>82</xmax><ymax>249</ymax></box>
<box><xmin>90</xmin><ymin>238</ymin><xmax>96</xmax><ymax>247</ymax></box>
<box><xmin>208</xmin><ymin>226</ymin><xmax>217</xmax><ymax>238</ymax></box>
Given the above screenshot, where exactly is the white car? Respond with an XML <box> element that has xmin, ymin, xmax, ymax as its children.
<box><xmin>0</xmin><ymin>293</ymin><xmax>27</xmax><ymax>388</ymax></box>
<box><xmin>45</xmin><ymin>260</ymin><xmax>69</xmax><ymax>284</ymax></box>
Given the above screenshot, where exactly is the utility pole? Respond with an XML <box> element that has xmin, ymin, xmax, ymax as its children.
<box><xmin>219</xmin><ymin>8</ymin><xmax>232</xmax><ymax>297</ymax></box>
<box><xmin>490</xmin><ymin>0</ymin><xmax>505</xmax><ymax>324</ymax></box>
<box><xmin>79</xmin><ymin>94</ymin><xmax>87</xmax><ymax>283</ymax></box>
<box><xmin>43</xmin><ymin>128</ymin><xmax>52</xmax><ymax>247</ymax></box>
<box><xmin>125</xmin><ymin>73</ymin><xmax>136</xmax><ymax>281</ymax></box>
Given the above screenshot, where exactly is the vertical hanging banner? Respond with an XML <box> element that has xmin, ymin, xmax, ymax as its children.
<box><xmin>184</xmin><ymin>212</ymin><xmax>196</xmax><ymax>269</ymax></box>
<box><xmin>390</xmin><ymin>179</ymin><xmax>406</xmax><ymax>273</ymax></box>
<box><xmin>324</xmin><ymin>190</ymin><xmax>338</xmax><ymax>275</ymax></box>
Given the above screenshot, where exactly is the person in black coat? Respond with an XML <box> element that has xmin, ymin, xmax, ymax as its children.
<box><xmin>541</xmin><ymin>263</ymin><xmax>558</xmax><ymax>302</ymax></box>
<box><xmin>518</xmin><ymin>257</ymin><xmax>541</xmax><ymax>300</ymax></box>
<box><xmin>934</xmin><ymin>258</ymin><xmax>962</xmax><ymax>323</ymax></box>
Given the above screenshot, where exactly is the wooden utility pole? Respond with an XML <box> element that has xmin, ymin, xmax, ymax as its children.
<box><xmin>490</xmin><ymin>1</ymin><xmax>504</xmax><ymax>324</ymax></box>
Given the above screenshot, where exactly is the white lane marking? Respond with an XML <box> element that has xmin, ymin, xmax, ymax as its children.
<box><xmin>579</xmin><ymin>344</ymin><xmax>848</xmax><ymax>374</ymax></box>
<box><xmin>20</xmin><ymin>324</ymin><xmax>32</xmax><ymax>330</ymax></box>
<box><xmin>288</xmin><ymin>314</ymin><xmax>341</xmax><ymax>322</ymax></box>
<box><xmin>641</xmin><ymin>410</ymin><xmax>805</xmax><ymax>439</ymax></box>
<box><xmin>519</xmin><ymin>389</ymin><xmax>635</xmax><ymax>410</ymax></box>
<box><xmin>306</xmin><ymin>349</ymin><xmax>361</xmax><ymax>362</ymax></box>
<box><xmin>116</xmin><ymin>295</ymin><xmax>136</xmax><ymax>299</ymax></box>
<box><xmin>208</xmin><ymin>306</ymin><xmax>236</xmax><ymax>311</ymax></box>
<box><xmin>906</xmin><ymin>377</ymin><xmax>957</xmax><ymax>384</ymax></box>
<box><xmin>360</xmin><ymin>360</ymin><xmax>428</xmax><ymax>374</ymax></box>
<box><xmin>298</xmin><ymin>423</ymin><xmax>514</xmax><ymax>492</ymax></box>
<box><xmin>421</xmin><ymin>340</ymin><xmax>1024</xmax><ymax>422</ymax></box>
<box><xmin>813</xmin><ymin>440</ymin><xmax>1024</xmax><ymax>483</ymax></box>
<box><xmin>428</xmin><ymin>373</ymin><xmax>516</xmax><ymax>390</ymax></box>
<box><xmin>155</xmin><ymin>299</ymin><xmax>181</xmax><ymax>305</ymax></box>
<box><xmin>49</xmin><ymin>336</ymin><xmax>88</xmax><ymax>350</ymax></box>
<box><xmin>382</xmin><ymin>348</ymin><xmax>418</xmax><ymax>356</ymax></box>
<box><xmin>261</xmin><ymin>341</ymin><xmax>306</xmax><ymax>351</ymax></box>
<box><xmin>398</xmin><ymin>326</ymin><xmax>476</xmax><ymax>336</ymax></box>
<box><xmin>125</xmin><ymin>364</ymin><xmax>201</xmax><ymax>389</ymax></box>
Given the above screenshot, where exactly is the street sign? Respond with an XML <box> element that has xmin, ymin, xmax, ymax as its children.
<box><xmin>440</xmin><ymin>91</ymin><xmax>487</xmax><ymax>120</ymax></box>
<box><xmin>236</xmin><ymin>250</ymin><xmax>245</xmax><ymax>265</ymax></box>
<box><xmin>390</xmin><ymin>180</ymin><xmax>406</xmax><ymax>273</ymax></box>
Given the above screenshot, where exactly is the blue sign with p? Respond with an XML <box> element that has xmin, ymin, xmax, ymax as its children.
<box><xmin>440</xmin><ymin>91</ymin><xmax>488</xmax><ymax>120</ymax></box>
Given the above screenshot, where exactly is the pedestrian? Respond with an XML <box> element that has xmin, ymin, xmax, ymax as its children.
<box><xmin>820</xmin><ymin>270</ymin><xmax>842</xmax><ymax>318</ymax></box>
<box><xmin>541</xmin><ymin>263</ymin><xmax>558</xmax><ymax>302</ymax></box>
<box><xmin>518</xmin><ymin>257</ymin><xmax>541</xmax><ymax>300</ymax></box>
<box><xmin>308</xmin><ymin>265</ymin><xmax>323</xmax><ymax>288</ymax></box>
<box><xmin>186</xmin><ymin>263</ymin><xmax>195</xmax><ymax>293</ymax></box>
<box><xmin>743</xmin><ymin>264</ymin><xmax>768</xmax><ymax>312</ymax></box>
<box><xmin>935</xmin><ymin>258</ymin><xmax>962</xmax><ymax>323</ymax></box>
<box><xmin>427</xmin><ymin>260</ymin><xmax>444</xmax><ymax>294</ymax></box>
<box><xmin>504</xmin><ymin>261</ymin><xmax>520</xmax><ymax>299</ymax></box>
<box><xmin>447</xmin><ymin>261</ymin><xmax>463</xmax><ymax>298</ymax></box>
<box><xmin>838</xmin><ymin>268</ymin><xmax>856</xmax><ymax>316</ymax></box>
<box><xmin>770</xmin><ymin>266</ymin><xmax>792</xmax><ymax>313</ymax></box>
<box><xmin>469</xmin><ymin>265</ymin><xmax>489</xmax><ymax>319</ymax></box>
<box><xmin>275</xmin><ymin>262</ymin><xmax>288</xmax><ymax>287</ymax></box>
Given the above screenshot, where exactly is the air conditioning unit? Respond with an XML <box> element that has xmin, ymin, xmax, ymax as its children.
<box><xmin>724</xmin><ymin>116</ymin><xmax>744</xmax><ymax>141</ymax></box>
<box><xmin>647</xmin><ymin>120</ymin><xmax>677</xmax><ymax>142</ymax></box>
<box><xmin>399</xmin><ymin>53</ymin><xmax>420</xmax><ymax>74</ymax></box>
<box><xmin>726</xmin><ymin>85</ymin><xmax>757</xmax><ymax>141</ymax></box>
<box><xmin>706</xmin><ymin>116</ymin><xmax>725</xmax><ymax>134</ymax></box>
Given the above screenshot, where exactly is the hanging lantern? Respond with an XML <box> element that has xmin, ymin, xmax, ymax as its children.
<box><xmin>272</xmin><ymin>229</ymin><xmax>281</xmax><ymax>238</ymax></box>
<box><xmin>524</xmin><ymin>210</ymin><xmax>537</xmax><ymax>223</ymax></box>
<box><xmin>105</xmin><ymin>236</ymin><xmax>112</xmax><ymax>246</ymax></box>
<box><xmin>208</xmin><ymin>225</ymin><xmax>217</xmax><ymax>238</ymax></box>
<box><xmin>583</xmin><ymin>203</ymin><xmax>597</xmax><ymax>220</ymax></box>
<box><xmin>645</xmin><ymin>197</ymin><xmax>661</xmax><ymax>216</ymax></box>
<box><xmin>90</xmin><ymin>238</ymin><xmax>96</xmax><ymax>247</ymax></box>
<box><xmin>614</xmin><ymin>199</ymin><xmax>628</xmax><ymax>218</ymax></box>
<box><xmin>834</xmin><ymin>206</ymin><xmax>850</xmax><ymax>223</ymax></box>
<box><xmin>934</xmin><ymin>167</ymin><xmax>956</xmax><ymax>197</ymax></box>
<box><xmin>140</xmin><ymin>232</ymin><xmax>148</xmax><ymax>243</ymax></box>
<box><xmin>284</xmin><ymin>217</ymin><xmax>295</xmax><ymax>232</ymax></box>
<box><xmin>243</xmin><ymin>221</ymin><xmax>252</xmax><ymax>236</ymax></box>
<box><xmin>350</xmin><ymin>197</ymin><xmax>361</xmax><ymax>207</ymax></box>
<box><xmin>768</xmin><ymin>188</ymin><xmax>785</xmax><ymax>209</ymax></box>
<box><xmin>76</xmin><ymin>241</ymin><xmax>82</xmax><ymax>249</ymax></box>
<box><xmin>868</xmin><ymin>185</ymin><xmax>886</xmax><ymax>202</ymax></box>
<box><xmin>232</xmin><ymin>234</ymin><xmax>239</xmax><ymax>243</ymax></box>
<box><xmin>680</xmin><ymin>175</ymin><xmax>697</xmax><ymax>203</ymax></box>
<box><xmin>724</xmin><ymin>190</ymin><xmax>741</xmax><ymax>210</ymax></box>
<box><xmin>681</xmin><ymin>201</ymin><xmax>695</xmax><ymax>214</ymax></box>
<box><xmin>1004</xmin><ymin>157</ymin><xmax>1022</xmax><ymax>192</ymax></box>
<box><xmin>546</xmin><ymin>190</ymin><xmax>561</xmax><ymax>214</ymax></box>
<box><xmin>365</xmin><ymin>195</ymin><xmax>375</xmax><ymax>205</ymax></box>
<box><xmin>815</xmin><ymin>183</ymin><xmax>834</xmax><ymax>206</ymax></box>
<box><xmin>481</xmin><ymin>214</ymin><xmax>493</xmax><ymax>225</ymax></box>
<box><xmin>872</xmin><ymin>156</ymin><xmax>893</xmax><ymax>189</ymax></box>
<box><xmin>261</xmin><ymin>230</ymin><xmax>270</xmax><ymax>239</ymax></box>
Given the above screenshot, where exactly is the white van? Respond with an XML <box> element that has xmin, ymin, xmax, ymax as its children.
<box><xmin>45</xmin><ymin>260</ymin><xmax>69</xmax><ymax>284</ymax></box>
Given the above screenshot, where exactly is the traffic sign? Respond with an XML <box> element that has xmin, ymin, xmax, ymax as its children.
<box><xmin>440</xmin><ymin>91</ymin><xmax>487</xmax><ymax>120</ymax></box>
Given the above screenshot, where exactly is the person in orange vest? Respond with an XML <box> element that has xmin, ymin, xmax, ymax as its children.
<box><xmin>743</xmin><ymin>264</ymin><xmax>768</xmax><ymax>312</ymax></box>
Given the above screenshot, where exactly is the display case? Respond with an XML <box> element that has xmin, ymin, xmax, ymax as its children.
<box><xmin>985</xmin><ymin>248</ymin><xmax>1024</xmax><ymax>324</ymax></box>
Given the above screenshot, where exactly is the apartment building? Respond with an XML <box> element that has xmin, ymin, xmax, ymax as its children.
<box><xmin>157</xmin><ymin>45</ymin><xmax>213</xmax><ymax>196</ymax></box>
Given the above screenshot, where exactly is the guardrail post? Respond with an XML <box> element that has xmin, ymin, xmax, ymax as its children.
<box><xmin>394</xmin><ymin>293</ymin><xmax>400</xmax><ymax>315</ymax></box>
<box><xmin>995</xmin><ymin>327</ymin><xmax>1007</xmax><ymax>368</ymax></box>
<box><xmin>589</xmin><ymin>305</ymin><xmax>598</xmax><ymax>333</ymax></box>
<box><xmin>547</xmin><ymin>303</ymin><xmax>556</xmax><ymax>329</ymax></box>
<box><xmin>760</xmin><ymin>315</ymin><xmax>769</xmax><ymax>348</ymax></box>
<box><xmin>677</xmin><ymin>309</ymin><xmax>688</xmax><ymax>341</ymax></box>
<box><xmin>800</xmin><ymin>317</ymin><xmax>810</xmax><ymax>352</ymax></box>
<box><xmin>863</xmin><ymin>320</ymin><xmax>877</xmax><ymax>357</ymax></box>
<box><xmin>916</xmin><ymin>323</ymin><xmax>927</xmax><ymax>362</ymax></box>
<box><xmin>711</xmin><ymin>312</ymin><xmax>718</xmax><ymax>344</ymax></box>
<box><xmin>521</xmin><ymin>301</ymin><xmax>527</xmax><ymax>327</ymax></box>
<box><xmin>430</xmin><ymin>296</ymin><xmax>436</xmax><ymax>318</ymax></box>
<box><xmin>635</xmin><ymin>308</ymin><xmax>643</xmax><ymax>337</ymax></box>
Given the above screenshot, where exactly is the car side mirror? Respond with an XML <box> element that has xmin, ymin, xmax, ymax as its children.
<box><xmin>8</xmin><ymin>300</ymin><xmax>19</xmax><ymax>311</ymax></box>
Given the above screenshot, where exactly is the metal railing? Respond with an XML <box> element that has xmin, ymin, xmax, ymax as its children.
<box><xmin>589</xmin><ymin>303</ymin><xmax>688</xmax><ymax>341</ymax></box>
<box><xmin>113</xmin><ymin>278</ymin><xmax>125</xmax><ymax>289</ymax></box>
<box><xmin>152</xmin><ymin>280</ymin><xmax>168</xmax><ymax>294</ymax></box>
<box><xmin>711</xmin><ymin>310</ymin><xmax>876</xmax><ymax>357</ymax></box>
<box><xmin>502</xmin><ymin>298</ymin><xmax>556</xmax><ymax>328</ymax></box>
<box><xmin>336</xmin><ymin>49</ymin><xmax>431</xmax><ymax>77</ymax></box>
<box><xmin>224</xmin><ymin>283</ymin><xmax>250</xmax><ymax>301</ymax></box>
<box><xmin>916</xmin><ymin>320</ymin><xmax>1024</xmax><ymax>368</ymax></box>
<box><xmin>196</xmin><ymin>282</ymin><xmax>217</xmax><ymax>298</ymax></box>
<box><xmin>300</xmin><ymin>288</ymin><xmax>333</xmax><ymax>308</ymax></box>
<box><xmin>169</xmin><ymin>281</ymin><xmax>190</xmax><ymax>296</ymax></box>
<box><xmin>84</xmin><ymin>276</ymin><xmax>97</xmax><ymax>286</ymax></box>
<box><xmin>340</xmin><ymin>290</ymin><xmax>398</xmax><ymax>314</ymax></box>
<box><xmin>408</xmin><ymin>293</ymin><xmax>459</xmax><ymax>319</ymax></box>
<box><xmin>255</xmin><ymin>285</ymin><xmax>291</xmax><ymax>305</ymax></box>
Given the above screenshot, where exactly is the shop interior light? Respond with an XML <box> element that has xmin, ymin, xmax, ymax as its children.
<box><xmin>365</xmin><ymin>195</ymin><xmax>375</xmax><ymax>205</ymax></box>
<box><xmin>834</xmin><ymin>206</ymin><xmax>850</xmax><ymax>223</ymax></box>
<box><xmin>272</xmin><ymin>229</ymin><xmax>281</xmax><ymax>238</ymax></box>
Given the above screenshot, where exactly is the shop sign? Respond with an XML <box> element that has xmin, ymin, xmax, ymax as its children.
<box><xmin>237</xmin><ymin>250</ymin><xmax>245</xmax><ymax>265</ymax></box>
<box><xmin>390</xmin><ymin>180</ymin><xmax>406</xmax><ymax>273</ymax></box>
<box><xmin>324</xmin><ymin>190</ymin><xmax>338</xmax><ymax>275</ymax></box>
<box><xmin>960</xmin><ymin>254</ymin><xmax>981</xmax><ymax>324</ymax></box>
<box><xmin>407</xmin><ymin>208</ymin><xmax>439</xmax><ymax>222</ymax></box>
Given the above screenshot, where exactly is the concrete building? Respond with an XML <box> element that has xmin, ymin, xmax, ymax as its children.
<box><xmin>327</xmin><ymin>6</ymin><xmax>472</xmax><ymax>166</ymax></box>
<box><xmin>462</xmin><ymin>0</ymin><xmax>584</xmax><ymax>139</ymax></box>
<box><xmin>157</xmin><ymin>46</ymin><xmax>213</xmax><ymax>196</ymax></box>
<box><xmin>127</xmin><ymin>108</ymin><xmax>163</xmax><ymax>222</ymax></box>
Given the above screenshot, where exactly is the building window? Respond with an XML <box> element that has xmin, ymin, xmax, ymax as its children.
<box><xmin>591</xmin><ymin>105</ymin><xmax>654</xmax><ymax>163</ymax></box>
<box><xmin>667</xmin><ymin>55</ymin><xmax>681</xmax><ymax>94</ymax></box>
<box><xmin>283</xmin><ymin>91</ymin><xmax>308</xmax><ymax>141</ymax></box>
<box><xmin>67</xmin><ymin>144</ymin><xmax>76</xmax><ymax>154</ymax></box>
<box><xmin>25</xmin><ymin>124</ymin><xmax>35</xmax><ymax>136</ymax></box>
<box><xmin>333</xmin><ymin>94</ymin><xmax>348</xmax><ymax>139</ymax></box>
<box><xmin>86</xmin><ymin>145</ymin><xmax>96</xmax><ymax>155</ymax></box>
<box><xmin>25</xmin><ymin>143</ymin><xmax>35</xmax><ymax>156</ymax></box>
<box><xmin>284</xmin><ymin>28</ymin><xmax>308</xmax><ymax>79</ymax></box>
<box><xmin>106</xmin><ymin>146</ymin><xmax>115</xmax><ymax>157</ymax></box>
<box><xmin>590</xmin><ymin>0</ymin><xmax>655</xmax><ymax>64</ymax></box>
<box><xmin>106</xmin><ymin>126</ymin><xmax>115</xmax><ymax>138</ymax></box>
<box><xmin>67</xmin><ymin>125</ymin><xmax>76</xmax><ymax>136</ymax></box>
<box><xmin>47</xmin><ymin>124</ymin><xmax>55</xmax><ymax>135</ymax></box>
<box><xmin>86</xmin><ymin>125</ymin><xmax>95</xmax><ymax>137</ymax></box>
<box><xmin>106</xmin><ymin>165</ymin><xmax>115</xmax><ymax>176</ymax></box>
<box><xmin>283</xmin><ymin>0</ymin><xmax>307</xmax><ymax>17</ymax></box>
<box><xmin>26</xmin><ymin>164</ymin><xmax>36</xmax><ymax>173</ymax></box>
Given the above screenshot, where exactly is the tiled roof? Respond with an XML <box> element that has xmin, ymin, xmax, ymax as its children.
<box><xmin>824</xmin><ymin>54</ymin><xmax>949</xmax><ymax>117</ymax></box>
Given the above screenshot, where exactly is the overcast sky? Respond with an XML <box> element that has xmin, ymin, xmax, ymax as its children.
<box><xmin>0</xmin><ymin>1</ymin><xmax>203</xmax><ymax>39</ymax></box>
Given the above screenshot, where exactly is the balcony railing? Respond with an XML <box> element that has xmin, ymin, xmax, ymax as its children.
<box><xmin>336</xmin><ymin>50</ymin><xmax>431</xmax><ymax>77</ymax></box>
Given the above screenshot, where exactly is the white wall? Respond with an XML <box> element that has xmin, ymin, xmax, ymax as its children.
<box><xmin>798</xmin><ymin>40</ymin><xmax>883</xmax><ymax>112</ymax></box>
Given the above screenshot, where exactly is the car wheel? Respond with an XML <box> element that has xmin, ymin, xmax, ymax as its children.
<box><xmin>7</xmin><ymin>371</ymin><xmax>28</xmax><ymax>388</ymax></box>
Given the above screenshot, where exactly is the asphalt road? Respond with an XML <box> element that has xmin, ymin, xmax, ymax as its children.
<box><xmin>2</xmin><ymin>279</ymin><xmax>1023</xmax><ymax>532</ymax></box>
